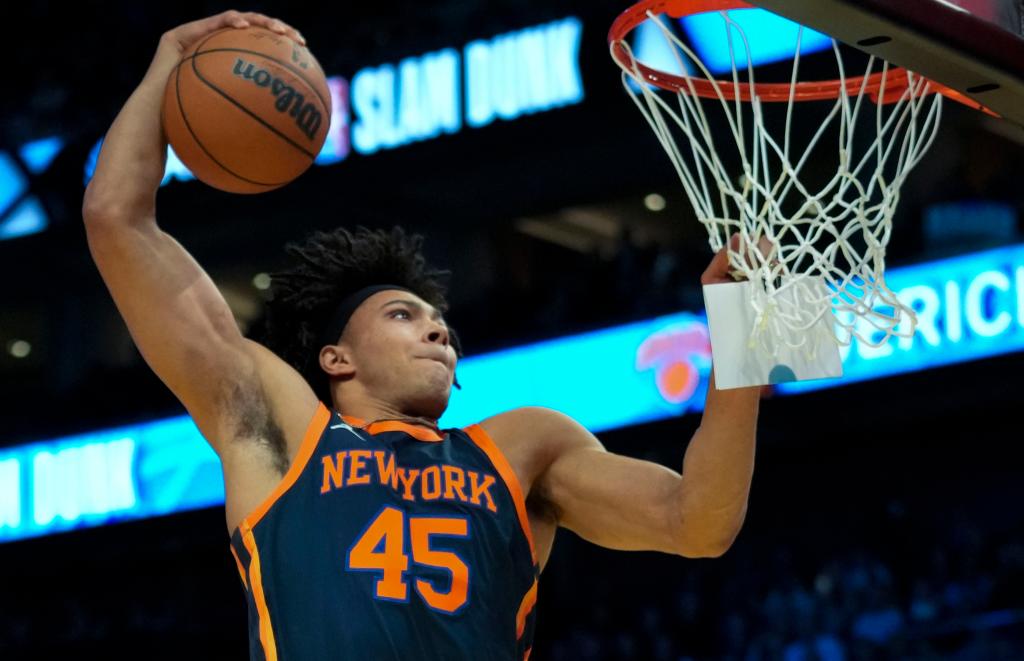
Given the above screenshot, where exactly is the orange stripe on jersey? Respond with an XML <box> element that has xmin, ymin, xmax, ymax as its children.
<box><xmin>241</xmin><ymin>402</ymin><xmax>332</xmax><ymax>530</ymax></box>
<box><xmin>342</xmin><ymin>415</ymin><xmax>445</xmax><ymax>442</ymax></box>
<box><xmin>242</xmin><ymin>527</ymin><xmax>278</xmax><ymax>661</ymax></box>
<box><xmin>463</xmin><ymin>424</ymin><xmax>537</xmax><ymax>563</ymax></box>
<box><xmin>230</xmin><ymin>544</ymin><xmax>248</xmax><ymax>591</ymax></box>
<box><xmin>516</xmin><ymin>578</ymin><xmax>538</xmax><ymax>639</ymax></box>
<box><xmin>524</xmin><ymin>647</ymin><xmax>532</xmax><ymax>661</ymax></box>
<box><xmin>368</xmin><ymin>420</ymin><xmax>445</xmax><ymax>442</ymax></box>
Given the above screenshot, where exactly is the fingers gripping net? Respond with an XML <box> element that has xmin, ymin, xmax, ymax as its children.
<box><xmin>613</xmin><ymin>11</ymin><xmax>944</xmax><ymax>352</ymax></box>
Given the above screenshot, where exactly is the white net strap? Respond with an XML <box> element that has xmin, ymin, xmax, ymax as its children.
<box><xmin>613</xmin><ymin>11</ymin><xmax>944</xmax><ymax>354</ymax></box>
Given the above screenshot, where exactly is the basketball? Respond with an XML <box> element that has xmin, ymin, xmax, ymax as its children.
<box><xmin>162</xmin><ymin>26</ymin><xmax>331</xmax><ymax>194</ymax></box>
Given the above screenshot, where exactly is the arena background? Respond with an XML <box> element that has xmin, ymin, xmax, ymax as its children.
<box><xmin>2</xmin><ymin>1</ymin><xmax>1024</xmax><ymax>658</ymax></box>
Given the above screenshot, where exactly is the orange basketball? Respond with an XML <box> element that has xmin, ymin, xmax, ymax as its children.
<box><xmin>162</xmin><ymin>26</ymin><xmax>331</xmax><ymax>194</ymax></box>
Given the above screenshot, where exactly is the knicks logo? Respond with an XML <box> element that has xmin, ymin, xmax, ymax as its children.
<box><xmin>232</xmin><ymin>58</ymin><xmax>323</xmax><ymax>140</ymax></box>
<box><xmin>636</xmin><ymin>320</ymin><xmax>712</xmax><ymax>406</ymax></box>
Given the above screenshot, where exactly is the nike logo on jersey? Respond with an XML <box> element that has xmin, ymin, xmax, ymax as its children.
<box><xmin>330</xmin><ymin>417</ymin><xmax>364</xmax><ymax>440</ymax></box>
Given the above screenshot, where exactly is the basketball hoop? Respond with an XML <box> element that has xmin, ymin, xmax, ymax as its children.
<box><xmin>608</xmin><ymin>0</ymin><xmax>991</xmax><ymax>386</ymax></box>
<box><xmin>609</xmin><ymin>0</ymin><xmax>997</xmax><ymax>110</ymax></box>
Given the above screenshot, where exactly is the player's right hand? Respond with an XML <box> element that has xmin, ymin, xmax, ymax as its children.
<box><xmin>152</xmin><ymin>11</ymin><xmax>305</xmax><ymax>68</ymax></box>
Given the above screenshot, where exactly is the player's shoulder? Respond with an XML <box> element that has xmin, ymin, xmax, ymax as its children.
<box><xmin>476</xmin><ymin>406</ymin><xmax>575</xmax><ymax>432</ymax></box>
<box><xmin>475</xmin><ymin>406</ymin><xmax>600</xmax><ymax>462</ymax></box>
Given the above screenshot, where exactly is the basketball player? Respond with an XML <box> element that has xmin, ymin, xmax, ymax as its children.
<box><xmin>82</xmin><ymin>11</ymin><xmax>760</xmax><ymax>661</ymax></box>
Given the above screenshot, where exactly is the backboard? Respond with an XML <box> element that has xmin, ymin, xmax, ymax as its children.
<box><xmin>747</xmin><ymin>0</ymin><xmax>1024</xmax><ymax>126</ymax></box>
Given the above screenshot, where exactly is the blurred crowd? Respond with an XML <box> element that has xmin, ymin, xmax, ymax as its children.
<box><xmin>542</xmin><ymin>508</ymin><xmax>1024</xmax><ymax>660</ymax></box>
<box><xmin>4</xmin><ymin>504</ymin><xmax>1023</xmax><ymax>658</ymax></box>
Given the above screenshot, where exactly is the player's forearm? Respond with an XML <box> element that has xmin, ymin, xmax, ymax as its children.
<box><xmin>83</xmin><ymin>52</ymin><xmax>179</xmax><ymax>222</ymax></box>
<box><xmin>676</xmin><ymin>372</ymin><xmax>759</xmax><ymax>555</ymax></box>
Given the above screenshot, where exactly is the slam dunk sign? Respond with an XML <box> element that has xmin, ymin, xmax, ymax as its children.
<box><xmin>143</xmin><ymin>17</ymin><xmax>584</xmax><ymax>184</ymax></box>
<box><xmin>780</xmin><ymin>243</ymin><xmax>1024</xmax><ymax>393</ymax></box>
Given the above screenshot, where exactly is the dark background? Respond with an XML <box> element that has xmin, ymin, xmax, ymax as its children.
<box><xmin>2</xmin><ymin>1</ymin><xmax>1023</xmax><ymax>659</ymax></box>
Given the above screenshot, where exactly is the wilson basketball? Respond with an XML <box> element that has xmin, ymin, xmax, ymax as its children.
<box><xmin>162</xmin><ymin>27</ymin><xmax>331</xmax><ymax>194</ymax></box>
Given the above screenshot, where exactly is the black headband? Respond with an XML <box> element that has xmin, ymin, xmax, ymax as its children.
<box><xmin>320</xmin><ymin>284</ymin><xmax>463</xmax><ymax>389</ymax></box>
<box><xmin>320</xmin><ymin>284</ymin><xmax>413</xmax><ymax>346</ymax></box>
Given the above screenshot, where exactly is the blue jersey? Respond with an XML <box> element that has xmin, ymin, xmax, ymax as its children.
<box><xmin>229</xmin><ymin>403</ymin><xmax>539</xmax><ymax>660</ymax></box>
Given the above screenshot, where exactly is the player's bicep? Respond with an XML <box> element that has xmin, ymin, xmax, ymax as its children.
<box><xmin>544</xmin><ymin>443</ymin><xmax>684</xmax><ymax>555</ymax></box>
<box><xmin>86</xmin><ymin>216</ymin><xmax>252</xmax><ymax>430</ymax></box>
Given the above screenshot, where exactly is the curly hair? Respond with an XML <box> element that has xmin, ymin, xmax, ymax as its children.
<box><xmin>257</xmin><ymin>226</ymin><xmax>453</xmax><ymax>404</ymax></box>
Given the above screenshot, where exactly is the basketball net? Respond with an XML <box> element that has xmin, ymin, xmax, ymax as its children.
<box><xmin>612</xmin><ymin>10</ymin><xmax>944</xmax><ymax>357</ymax></box>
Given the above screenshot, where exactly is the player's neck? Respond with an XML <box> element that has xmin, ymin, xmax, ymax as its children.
<box><xmin>333</xmin><ymin>391</ymin><xmax>440</xmax><ymax>430</ymax></box>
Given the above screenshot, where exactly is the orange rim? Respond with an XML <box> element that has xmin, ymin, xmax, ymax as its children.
<box><xmin>608</xmin><ymin>0</ymin><xmax>995</xmax><ymax>113</ymax></box>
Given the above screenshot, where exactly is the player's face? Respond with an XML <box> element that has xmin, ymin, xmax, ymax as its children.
<box><xmin>344</xmin><ymin>290</ymin><xmax>457</xmax><ymax>419</ymax></box>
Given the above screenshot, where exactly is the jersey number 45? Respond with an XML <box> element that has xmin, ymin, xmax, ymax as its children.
<box><xmin>347</xmin><ymin>506</ymin><xmax>470</xmax><ymax>614</ymax></box>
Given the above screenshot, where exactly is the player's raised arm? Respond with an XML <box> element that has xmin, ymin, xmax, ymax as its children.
<box><xmin>482</xmin><ymin>241</ymin><xmax>760</xmax><ymax>559</ymax></box>
<box><xmin>82</xmin><ymin>11</ymin><xmax>311</xmax><ymax>452</ymax></box>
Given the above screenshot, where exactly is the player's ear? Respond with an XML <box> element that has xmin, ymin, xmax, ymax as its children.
<box><xmin>320</xmin><ymin>343</ymin><xmax>356</xmax><ymax>379</ymax></box>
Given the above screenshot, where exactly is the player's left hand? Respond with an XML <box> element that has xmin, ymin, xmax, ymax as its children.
<box><xmin>700</xmin><ymin>233</ymin><xmax>777</xmax><ymax>285</ymax></box>
<box><xmin>700</xmin><ymin>234</ymin><xmax>742</xmax><ymax>285</ymax></box>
